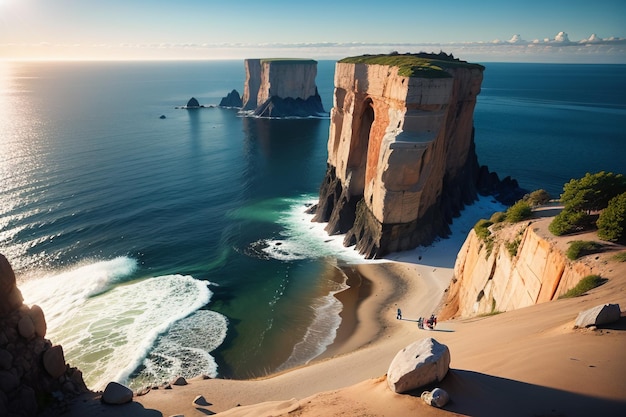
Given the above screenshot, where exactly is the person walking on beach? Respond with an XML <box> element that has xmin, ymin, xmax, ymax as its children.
<box><xmin>397</xmin><ymin>308</ymin><xmax>402</xmax><ymax>320</ymax></box>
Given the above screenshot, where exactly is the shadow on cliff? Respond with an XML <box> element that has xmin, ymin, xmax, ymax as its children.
<box><xmin>406</xmin><ymin>369</ymin><xmax>626</xmax><ymax>417</ymax></box>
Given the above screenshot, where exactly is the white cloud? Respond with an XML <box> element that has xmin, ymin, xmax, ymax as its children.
<box><xmin>507</xmin><ymin>34</ymin><xmax>526</xmax><ymax>44</ymax></box>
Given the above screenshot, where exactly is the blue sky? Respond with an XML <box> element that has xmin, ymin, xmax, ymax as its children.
<box><xmin>1</xmin><ymin>0</ymin><xmax>625</xmax><ymax>62</ymax></box>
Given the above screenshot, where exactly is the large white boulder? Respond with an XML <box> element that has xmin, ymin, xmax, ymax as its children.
<box><xmin>574</xmin><ymin>303</ymin><xmax>621</xmax><ymax>328</ymax></box>
<box><xmin>387</xmin><ymin>338</ymin><xmax>450</xmax><ymax>393</ymax></box>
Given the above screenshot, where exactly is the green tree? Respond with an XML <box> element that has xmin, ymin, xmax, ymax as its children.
<box><xmin>506</xmin><ymin>200</ymin><xmax>532</xmax><ymax>223</ymax></box>
<box><xmin>523</xmin><ymin>189</ymin><xmax>551</xmax><ymax>206</ymax></box>
<box><xmin>560</xmin><ymin>171</ymin><xmax>626</xmax><ymax>213</ymax></box>
<box><xmin>549</xmin><ymin>208</ymin><xmax>590</xmax><ymax>236</ymax></box>
<box><xmin>597</xmin><ymin>192</ymin><xmax>626</xmax><ymax>242</ymax></box>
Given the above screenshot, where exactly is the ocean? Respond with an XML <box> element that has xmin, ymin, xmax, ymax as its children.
<box><xmin>1</xmin><ymin>60</ymin><xmax>624</xmax><ymax>390</ymax></box>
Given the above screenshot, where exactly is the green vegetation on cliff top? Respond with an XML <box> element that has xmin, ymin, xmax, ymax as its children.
<box><xmin>260</xmin><ymin>58</ymin><xmax>317</xmax><ymax>64</ymax></box>
<box><xmin>339</xmin><ymin>52</ymin><xmax>484</xmax><ymax>78</ymax></box>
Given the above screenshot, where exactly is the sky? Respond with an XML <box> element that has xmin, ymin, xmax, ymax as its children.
<box><xmin>1</xmin><ymin>0</ymin><xmax>625</xmax><ymax>63</ymax></box>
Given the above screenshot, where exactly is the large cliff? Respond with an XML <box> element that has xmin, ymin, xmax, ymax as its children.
<box><xmin>241</xmin><ymin>58</ymin><xmax>325</xmax><ymax>117</ymax></box>
<box><xmin>312</xmin><ymin>53</ymin><xmax>498</xmax><ymax>258</ymax></box>
<box><xmin>439</xmin><ymin>213</ymin><xmax>607</xmax><ymax>319</ymax></box>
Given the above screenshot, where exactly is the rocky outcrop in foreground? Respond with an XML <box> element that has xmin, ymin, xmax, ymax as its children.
<box><xmin>0</xmin><ymin>254</ymin><xmax>88</xmax><ymax>417</ymax></box>
<box><xmin>241</xmin><ymin>59</ymin><xmax>325</xmax><ymax>117</ymax></box>
<box><xmin>311</xmin><ymin>53</ymin><xmax>523</xmax><ymax>258</ymax></box>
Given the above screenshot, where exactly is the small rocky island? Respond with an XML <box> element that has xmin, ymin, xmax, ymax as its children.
<box><xmin>311</xmin><ymin>52</ymin><xmax>523</xmax><ymax>258</ymax></box>
<box><xmin>241</xmin><ymin>58</ymin><xmax>325</xmax><ymax>117</ymax></box>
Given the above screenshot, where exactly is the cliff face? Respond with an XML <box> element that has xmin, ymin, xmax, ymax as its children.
<box><xmin>313</xmin><ymin>54</ymin><xmax>485</xmax><ymax>258</ymax></box>
<box><xmin>439</xmin><ymin>221</ymin><xmax>595</xmax><ymax>319</ymax></box>
<box><xmin>242</xmin><ymin>59</ymin><xmax>325</xmax><ymax>117</ymax></box>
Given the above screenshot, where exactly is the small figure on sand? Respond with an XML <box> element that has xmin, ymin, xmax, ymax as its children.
<box><xmin>396</xmin><ymin>308</ymin><xmax>402</xmax><ymax>320</ymax></box>
<box><xmin>417</xmin><ymin>317</ymin><xmax>424</xmax><ymax>329</ymax></box>
<box><xmin>426</xmin><ymin>314</ymin><xmax>437</xmax><ymax>329</ymax></box>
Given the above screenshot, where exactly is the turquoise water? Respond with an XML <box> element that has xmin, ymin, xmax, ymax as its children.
<box><xmin>2</xmin><ymin>60</ymin><xmax>624</xmax><ymax>389</ymax></box>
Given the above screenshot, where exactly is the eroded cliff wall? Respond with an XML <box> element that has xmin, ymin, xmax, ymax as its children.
<box><xmin>313</xmin><ymin>54</ymin><xmax>485</xmax><ymax>258</ymax></box>
<box><xmin>439</xmin><ymin>221</ymin><xmax>595</xmax><ymax>319</ymax></box>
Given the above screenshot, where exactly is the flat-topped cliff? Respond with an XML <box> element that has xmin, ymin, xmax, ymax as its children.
<box><xmin>242</xmin><ymin>58</ymin><xmax>325</xmax><ymax>117</ymax></box>
<box><xmin>312</xmin><ymin>53</ymin><xmax>492</xmax><ymax>258</ymax></box>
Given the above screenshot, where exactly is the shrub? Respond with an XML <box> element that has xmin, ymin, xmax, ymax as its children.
<box><xmin>524</xmin><ymin>189</ymin><xmax>551</xmax><ymax>206</ymax></box>
<box><xmin>559</xmin><ymin>275</ymin><xmax>606</xmax><ymax>298</ymax></box>
<box><xmin>597</xmin><ymin>192</ymin><xmax>626</xmax><ymax>243</ymax></box>
<box><xmin>505</xmin><ymin>237</ymin><xmax>521</xmax><ymax>257</ymax></box>
<box><xmin>613</xmin><ymin>252</ymin><xmax>626</xmax><ymax>262</ymax></box>
<box><xmin>489</xmin><ymin>211</ymin><xmax>506</xmax><ymax>223</ymax></box>
<box><xmin>474</xmin><ymin>219</ymin><xmax>493</xmax><ymax>241</ymax></box>
<box><xmin>549</xmin><ymin>208</ymin><xmax>591</xmax><ymax>236</ymax></box>
<box><xmin>506</xmin><ymin>200</ymin><xmax>532</xmax><ymax>223</ymax></box>
<box><xmin>566</xmin><ymin>240</ymin><xmax>602</xmax><ymax>260</ymax></box>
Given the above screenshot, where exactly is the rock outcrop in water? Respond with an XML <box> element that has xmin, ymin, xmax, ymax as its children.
<box><xmin>312</xmin><ymin>53</ymin><xmax>520</xmax><ymax>258</ymax></box>
<box><xmin>219</xmin><ymin>89</ymin><xmax>243</xmax><ymax>108</ymax></box>
<box><xmin>0</xmin><ymin>253</ymin><xmax>88</xmax><ymax>416</ymax></box>
<box><xmin>242</xmin><ymin>59</ymin><xmax>325</xmax><ymax>117</ymax></box>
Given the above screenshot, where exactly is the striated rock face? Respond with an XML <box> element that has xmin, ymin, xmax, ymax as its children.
<box><xmin>242</xmin><ymin>58</ymin><xmax>325</xmax><ymax>117</ymax></box>
<box><xmin>0</xmin><ymin>253</ymin><xmax>88</xmax><ymax>416</ymax></box>
<box><xmin>312</xmin><ymin>54</ymin><xmax>488</xmax><ymax>258</ymax></box>
<box><xmin>439</xmin><ymin>223</ymin><xmax>596</xmax><ymax>319</ymax></box>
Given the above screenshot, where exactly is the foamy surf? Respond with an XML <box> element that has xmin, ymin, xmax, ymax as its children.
<box><xmin>19</xmin><ymin>257</ymin><xmax>225</xmax><ymax>390</ymax></box>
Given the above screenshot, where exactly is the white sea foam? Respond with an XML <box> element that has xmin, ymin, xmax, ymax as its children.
<box><xmin>19</xmin><ymin>257</ymin><xmax>220</xmax><ymax>390</ymax></box>
<box><xmin>277</xmin><ymin>278</ymin><xmax>348</xmax><ymax>371</ymax></box>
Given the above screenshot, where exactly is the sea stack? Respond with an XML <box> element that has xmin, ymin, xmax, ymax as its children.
<box><xmin>312</xmin><ymin>53</ymin><xmax>486</xmax><ymax>258</ymax></box>
<box><xmin>242</xmin><ymin>58</ymin><xmax>325</xmax><ymax>117</ymax></box>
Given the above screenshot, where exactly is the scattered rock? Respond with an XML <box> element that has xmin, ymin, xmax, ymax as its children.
<box><xmin>101</xmin><ymin>381</ymin><xmax>133</xmax><ymax>405</ymax></box>
<box><xmin>0</xmin><ymin>370</ymin><xmax>19</xmax><ymax>392</ymax></box>
<box><xmin>387</xmin><ymin>338</ymin><xmax>451</xmax><ymax>394</ymax></box>
<box><xmin>574</xmin><ymin>303</ymin><xmax>621</xmax><ymax>328</ymax></box>
<box><xmin>43</xmin><ymin>345</ymin><xmax>67</xmax><ymax>379</ymax></box>
<box><xmin>18</xmin><ymin>315</ymin><xmax>35</xmax><ymax>339</ymax></box>
<box><xmin>171</xmin><ymin>376</ymin><xmax>188</xmax><ymax>386</ymax></box>
<box><xmin>193</xmin><ymin>394</ymin><xmax>210</xmax><ymax>406</ymax></box>
<box><xmin>421</xmin><ymin>387</ymin><xmax>449</xmax><ymax>408</ymax></box>
<box><xmin>160</xmin><ymin>115</ymin><xmax>166</xmax><ymax>119</ymax></box>
<box><xmin>29</xmin><ymin>305</ymin><xmax>47</xmax><ymax>338</ymax></box>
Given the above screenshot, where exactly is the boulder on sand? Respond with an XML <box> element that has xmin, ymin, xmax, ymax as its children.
<box><xmin>574</xmin><ymin>303</ymin><xmax>621</xmax><ymax>328</ymax></box>
<box><xmin>387</xmin><ymin>338</ymin><xmax>450</xmax><ymax>394</ymax></box>
<box><xmin>102</xmin><ymin>381</ymin><xmax>133</xmax><ymax>405</ymax></box>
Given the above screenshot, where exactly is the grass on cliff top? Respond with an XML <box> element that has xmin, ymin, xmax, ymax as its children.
<box><xmin>559</xmin><ymin>274</ymin><xmax>607</xmax><ymax>298</ymax></box>
<box><xmin>260</xmin><ymin>58</ymin><xmax>317</xmax><ymax>64</ymax></box>
<box><xmin>338</xmin><ymin>52</ymin><xmax>484</xmax><ymax>78</ymax></box>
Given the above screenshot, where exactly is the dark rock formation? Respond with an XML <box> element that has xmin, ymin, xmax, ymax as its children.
<box><xmin>186</xmin><ymin>97</ymin><xmax>200</xmax><ymax>108</ymax></box>
<box><xmin>0</xmin><ymin>253</ymin><xmax>88</xmax><ymax>417</ymax></box>
<box><xmin>253</xmin><ymin>90</ymin><xmax>325</xmax><ymax>117</ymax></box>
<box><xmin>219</xmin><ymin>89</ymin><xmax>243</xmax><ymax>108</ymax></box>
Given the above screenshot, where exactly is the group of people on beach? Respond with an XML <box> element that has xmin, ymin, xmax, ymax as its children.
<box><xmin>418</xmin><ymin>314</ymin><xmax>437</xmax><ymax>330</ymax></box>
<box><xmin>396</xmin><ymin>308</ymin><xmax>437</xmax><ymax>329</ymax></box>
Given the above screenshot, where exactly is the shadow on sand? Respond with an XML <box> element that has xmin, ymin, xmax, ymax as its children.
<box><xmin>406</xmin><ymin>369</ymin><xmax>626</xmax><ymax>417</ymax></box>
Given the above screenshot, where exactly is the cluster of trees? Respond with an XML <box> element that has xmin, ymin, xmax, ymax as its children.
<box><xmin>549</xmin><ymin>171</ymin><xmax>626</xmax><ymax>242</ymax></box>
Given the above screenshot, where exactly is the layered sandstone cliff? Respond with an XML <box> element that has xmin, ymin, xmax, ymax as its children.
<box><xmin>242</xmin><ymin>59</ymin><xmax>325</xmax><ymax>117</ymax></box>
<box><xmin>439</xmin><ymin>217</ymin><xmax>599</xmax><ymax>319</ymax></box>
<box><xmin>313</xmin><ymin>53</ymin><xmax>493</xmax><ymax>258</ymax></box>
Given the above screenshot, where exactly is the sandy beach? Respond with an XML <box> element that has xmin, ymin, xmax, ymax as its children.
<box><xmin>65</xmin><ymin>201</ymin><xmax>626</xmax><ymax>417</ymax></box>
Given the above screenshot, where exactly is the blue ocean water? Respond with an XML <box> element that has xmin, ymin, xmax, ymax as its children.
<box><xmin>1</xmin><ymin>60</ymin><xmax>624</xmax><ymax>389</ymax></box>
